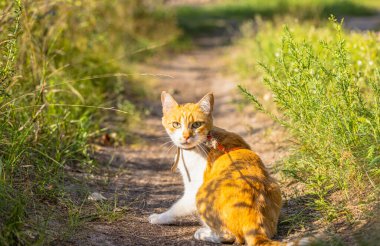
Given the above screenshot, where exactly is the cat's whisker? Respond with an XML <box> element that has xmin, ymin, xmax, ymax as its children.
<box><xmin>159</xmin><ymin>139</ymin><xmax>173</xmax><ymax>145</ymax></box>
<box><xmin>151</xmin><ymin>138</ymin><xmax>172</xmax><ymax>143</ymax></box>
<box><xmin>166</xmin><ymin>144</ymin><xmax>176</xmax><ymax>154</ymax></box>
<box><xmin>196</xmin><ymin>145</ymin><xmax>204</xmax><ymax>156</ymax></box>
<box><xmin>160</xmin><ymin>141</ymin><xmax>173</xmax><ymax>153</ymax></box>
<box><xmin>202</xmin><ymin>147</ymin><xmax>208</xmax><ymax>157</ymax></box>
<box><xmin>159</xmin><ymin>141</ymin><xmax>174</xmax><ymax>149</ymax></box>
<box><xmin>197</xmin><ymin>144</ymin><xmax>208</xmax><ymax>157</ymax></box>
<box><xmin>147</xmin><ymin>136</ymin><xmax>171</xmax><ymax>141</ymax></box>
<box><xmin>197</xmin><ymin>147</ymin><xmax>205</xmax><ymax>158</ymax></box>
<box><xmin>162</xmin><ymin>144</ymin><xmax>173</xmax><ymax>150</ymax></box>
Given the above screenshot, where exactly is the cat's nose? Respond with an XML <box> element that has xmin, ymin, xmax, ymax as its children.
<box><xmin>182</xmin><ymin>132</ymin><xmax>191</xmax><ymax>140</ymax></box>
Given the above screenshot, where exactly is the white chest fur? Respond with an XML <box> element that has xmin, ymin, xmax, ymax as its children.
<box><xmin>177</xmin><ymin>148</ymin><xmax>207</xmax><ymax>194</ymax></box>
<box><xmin>148</xmin><ymin>148</ymin><xmax>208</xmax><ymax>224</ymax></box>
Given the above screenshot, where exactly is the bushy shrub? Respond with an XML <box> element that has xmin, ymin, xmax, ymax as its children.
<box><xmin>238</xmin><ymin>18</ymin><xmax>380</xmax><ymax>220</ymax></box>
<box><xmin>0</xmin><ymin>0</ymin><xmax>178</xmax><ymax>244</ymax></box>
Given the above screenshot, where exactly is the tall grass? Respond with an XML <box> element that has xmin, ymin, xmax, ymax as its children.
<box><xmin>0</xmin><ymin>0</ymin><xmax>178</xmax><ymax>244</ymax></box>
<box><xmin>175</xmin><ymin>0</ymin><xmax>377</xmax><ymax>36</ymax></box>
<box><xmin>237</xmin><ymin>18</ymin><xmax>379</xmax><ymax>221</ymax></box>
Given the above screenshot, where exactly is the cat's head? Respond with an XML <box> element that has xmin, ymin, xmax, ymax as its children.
<box><xmin>161</xmin><ymin>91</ymin><xmax>214</xmax><ymax>149</ymax></box>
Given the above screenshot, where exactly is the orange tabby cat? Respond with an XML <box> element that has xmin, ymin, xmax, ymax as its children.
<box><xmin>152</xmin><ymin>91</ymin><xmax>311</xmax><ymax>246</ymax></box>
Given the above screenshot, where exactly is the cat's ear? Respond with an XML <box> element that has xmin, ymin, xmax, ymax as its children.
<box><xmin>161</xmin><ymin>91</ymin><xmax>178</xmax><ymax>114</ymax></box>
<box><xmin>198</xmin><ymin>92</ymin><xmax>214</xmax><ymax>115</ymax></box>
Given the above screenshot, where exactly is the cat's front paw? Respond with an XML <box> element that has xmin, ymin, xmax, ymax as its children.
<box><xmin>148</xmin><ymin>213</ymin><xmax>174</xmax><ymax>225</ymax></box>
<box><xmin>194</xmin><ymin>227</ymin><xmax>221</xmax><ymax>243</ymax></box>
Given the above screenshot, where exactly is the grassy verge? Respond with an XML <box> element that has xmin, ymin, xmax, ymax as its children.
<box><xmin>0</xmin><ymin>0</ymin><xmax>178</xmax><ymax>244</ymax></box>
<box><xmin>235</xmin><ymin>16</ymin><xmax>379</xmax><ymax>242</ymax></box>
<box><xmin>175</xmin><ymin>0</ymin><xmax>378</xmax><ymax>37</ymax></box>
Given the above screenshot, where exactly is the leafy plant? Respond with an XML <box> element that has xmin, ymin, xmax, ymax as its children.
<box><xmin>0</xmin><ymin>0</ymin><xmax>178</xmax><ymax>244</ymax></box>
<box><xmin>239</xmin><ymin>18</ymin><xmax>380</xmax><ymax>220</ymax></box>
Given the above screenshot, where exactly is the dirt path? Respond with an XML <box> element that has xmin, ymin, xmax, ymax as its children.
<box><xmin>61</xmin><ymin>24</ymin><xmax>316</xmax><ymax>246</ymax></box>
<box><xmin>57</xmin><ymin>1</ymin><xmax>380</xmax><ymax>242</ymax></box>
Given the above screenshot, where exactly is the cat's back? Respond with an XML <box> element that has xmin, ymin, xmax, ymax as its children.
<box><xmin>197</xmin><ymin>148</ymin><xmax>282</xmax><ymax>240</ymax></box>
<box><xmin>206</xmin><ymin>149</ymin><xmax>266</xmax><ymax>178</ymax></box>
<box><xmin>200</xmin><ymin>149</ymin><xmax>275</xmax><ymax>198</ymax></box>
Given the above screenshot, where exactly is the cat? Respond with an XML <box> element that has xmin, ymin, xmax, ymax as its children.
<box><xmin>149</xmin><ymin>91</ymin><xmax>311</xmax><ymax>246</ymax></box>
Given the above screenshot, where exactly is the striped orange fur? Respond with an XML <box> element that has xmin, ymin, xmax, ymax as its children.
<box><xmin>196</xmin><ymin>128</ymin><xmax>283</xmax><ymax>246</ymax></box>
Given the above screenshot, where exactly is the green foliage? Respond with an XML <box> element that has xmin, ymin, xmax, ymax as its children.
<box><xmin>175</xmin><ymin>0</ymin><xmax>376</xmax><ymax>36</ymax></box>
<box><xmin>0</xmin><ymin>0</ymin><xmax>178</xmax><ymax>244</ymax></box>
<box><xmin>238</xmin><ymin>18</ymin><xmax>380</xmax><ymax>220</ymax></box>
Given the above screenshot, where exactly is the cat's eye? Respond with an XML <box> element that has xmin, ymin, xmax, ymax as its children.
<box><xmin>191</xmin><ymin>121</ymin><xmax>203</xmax><ymax>129</ymax></box>
<box><xmin>172</xmin><ymin>122</ymin><xmax>181</xmax><ymax>129</ymax></box>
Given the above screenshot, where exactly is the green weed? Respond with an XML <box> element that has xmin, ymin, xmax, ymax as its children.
<box><xmin>175</xmin><ymin>0</ymin><xmax>377</xmax><ymax>37</ymax></box>
<box><xmin>0</xmin><ymin>0</ymin><xmax>178</xmax><ymax>244</ymax></box>
<box><xmin>238</xmin><ymin>18</ymin><xmax>379</xmax><ymax>224</ymax></box>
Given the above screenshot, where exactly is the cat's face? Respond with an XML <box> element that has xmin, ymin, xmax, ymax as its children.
<box><xmin>161</xmin><ymin>92</ymin><xmax>214</xmax><ymax>149</ymax></box>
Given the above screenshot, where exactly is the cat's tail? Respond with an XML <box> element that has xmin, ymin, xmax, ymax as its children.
<box><xmin>244</xmin><ymin>230</ymin><xmax>314</xmax><ymax>246</ymax></box>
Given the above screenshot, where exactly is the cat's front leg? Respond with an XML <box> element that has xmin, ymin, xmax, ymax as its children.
<box><xmin>149</xmin><ymin>193</ymin><xmax>196</xmax><ymax>224</ymax></box>
<box><xmin>194</xmin><ymin>226</ymin><xmax>236</xmax><ymax>244</ymax></box>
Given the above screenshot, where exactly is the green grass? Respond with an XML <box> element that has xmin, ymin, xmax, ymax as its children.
<box><xmin>175</xmin><ymin>0</ymin><xmax>378</xmax><ymax>36</ymax></box>
<box><xmin>2</xmin><ymin>0</ymin><xmax>378</xmax><ymax>244</ymax></box>
<box><xmin>236</xmin><ymin>17</ymin><xmax>379</xmax><ymax>233</ymax></box>
<box><xmin>0</xmin><ymin>0</ymin><xmax>179</xmax><ymax>244</ymax></box>
<box><xmin>218</xmin><ymin>1</ymin><xmax>380</xmax><ymax>243</ymax></box>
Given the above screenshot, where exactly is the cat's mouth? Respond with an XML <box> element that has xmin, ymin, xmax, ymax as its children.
<box><xmin>178</xmin><ymin>142</ymin><xmax>195</xmax><ymax>149</ymax></box>
<box><xmin>178</xmin><ymin>137</ymin><xmax>206</xmax><ymax>150</ymax></box>
<box><xmin>178</xmin><ymin>139</ymin><xmax>203</xmax><ymax>149</ymax></box>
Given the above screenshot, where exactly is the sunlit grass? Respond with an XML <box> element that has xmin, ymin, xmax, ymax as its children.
<box><xmin>175</xmin><ymin>0</ymin><xmax>378</xmax><ymax>36</ymax></box>
<box><xmin>0</xmin><ymin>0</ymin><xmax>178</xmax><ymax>244</ymax></box>
<box><xmin>237</xmin><ymin>18</ymin><xmax>380</xmax><ymax>225</ymax></box>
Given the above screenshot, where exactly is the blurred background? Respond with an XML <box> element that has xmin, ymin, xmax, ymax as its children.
<box><xmin>0</xmin><ymin>0</ymin><xmax>379</xmax><ymax>245</ymax></box>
